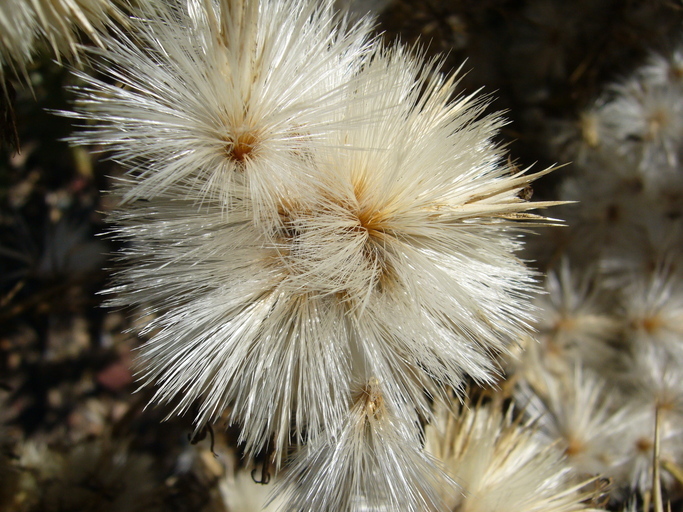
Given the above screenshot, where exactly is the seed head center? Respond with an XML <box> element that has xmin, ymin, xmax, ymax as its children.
<box><xmin>226</xmin><ymin>131</ymin><xmax>258</xmax><ymax>164</ymax></box>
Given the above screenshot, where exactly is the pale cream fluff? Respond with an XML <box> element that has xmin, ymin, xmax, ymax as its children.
<box><xmin>425</xmin><ymin>400</ymin><xmax>600</xmax><ymax>512</ymax></box>
<box><xmin>0</xmin><ymin>0</ymin><xmax>119</xmax><ymax>80</ymax></box>
<box><xmin>69</xmin><ymin>0</ymin><xmax>556</xmax><ymax>508</ymax></box>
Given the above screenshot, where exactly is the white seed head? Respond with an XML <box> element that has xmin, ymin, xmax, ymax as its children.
<box><xmin>425</xmin><ymin>400</ymin><xmax>601</xmax><ymax>512</ymax></box>
<box><xmin>278</xmin><ymin>378</ymin><xmax>456</xmax><ymax>512</ymax></box>
<box><xmin>69</xmin><ymin>0</ymin><xmax>374</xmax><ymax>225</ymax></box>
<box><xmin>72</xmin><ymin>0</ymin><xmax>555</xmax><ymax>481</ymax></box>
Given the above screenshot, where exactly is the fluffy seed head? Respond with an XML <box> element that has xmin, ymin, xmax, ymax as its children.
<box><xmin>70</xmin><ymin>0</ymin><xmax>375</xmax><ymax>225</ymax></box>
<box><xmin>425</xmin><ymin>400</ymin><xmax>601</xmax><ymax>512</ymax></box>
<box><xmin>278</xmin><ymin>377</ymin><xmax>455</xmax><ymax>512</ymax></box>
<box><xmin>72</xmin><ymin>0</ymin><xmax>557</xmax><ymax>475</ymax></box>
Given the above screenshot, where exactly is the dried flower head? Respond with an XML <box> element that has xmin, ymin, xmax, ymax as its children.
<box><xmin>70</xmin><ymin>0</ymin><xmax>374</xmax><ymax>224</ymax></box>
<box><xmin>70</xmin><ymin>0</ymin><xmax>556</xmax><ymax>497</ymax></box>
<box><xmin>425</xmin><ymin>400</ymin><xmax>600</xmax><ymax>512</ymax></box>
<box><xmin>516</xmin><ymin>365</ymin><xmax>637</xmax><ymax>479</ymax></box>
<box><xmin>620</xmin><ymin>266</ymin><xmax>683</xmax><ymax>361</ymax></box>
<box><xmin>279</xmin><ymin>377</ymin><xmax>454</xmax><ymax>512</ymax></box>
<box><xmin>600</xmin><ymin>77</ymin><xmax>683</xmax><ymax>175</ymax></box>
<box><xmin>522</xmin><ymin>261</ymin><xmax>619</xmax><ymax>373</ymax></box>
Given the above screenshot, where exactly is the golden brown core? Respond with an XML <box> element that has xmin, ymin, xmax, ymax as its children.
<box><xmin>356</xmin><ymin>208</ymin><xmax>389</xmax><ymax>239</ymax></box>
<box><xmin>275</xmin><ymin>190</ymin><xmax>397</xmax><ymax>295</ymax></box>
<box><xmin>553</xmin><ymin>316</ymin><xmax>577</xmax><ymax>333</ymax></box>
<box><xmin>564</xmin><ymin>438</ymin><xmax>586</xmax><ymax>457</ymax></box>
<box><xmin>545</xmin><ymin>338</ymin><xmax>563</xmax><ymax>357</ymax></box>
<box><xmin>635</xmin><ymin>437</ymin><xmax>653</xmax><ymax>453</ymax></box>
<box><xmin>646</xmin><ymin>109</ymin><xmax>668</xmax><ymax>141</ymax></box>
<box><xmin>226</xmin><ymin>131</ymin><xmax>258</xmax><ymax>164</ymax></box>
<box><xmin>659</xmin><ymin>398</ymin><xmax>675</xmax><ymax>412</ymax></box>
<box><xmin>352</xmin><ymin>185</ymin><xmax>399</xmax><ymax>292</ymax></box>
<box><xmin>353</xmin><ymin>378</ymin><xmax>385</xmax><ymax>420</ymax></box>
<box><xmin>635</xmin><ymin>315</ymin><xmax>662</xmax><ymax>334</ymax></box>
<box><xmin>354</xmin><ymin>209</ymin><xmax>397</xmax><ymax>295</ymax></box>
<box><xmin>352</xmin><ymin>179</ymin><xmax>391</xmax><ymax>238</ymax></box>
